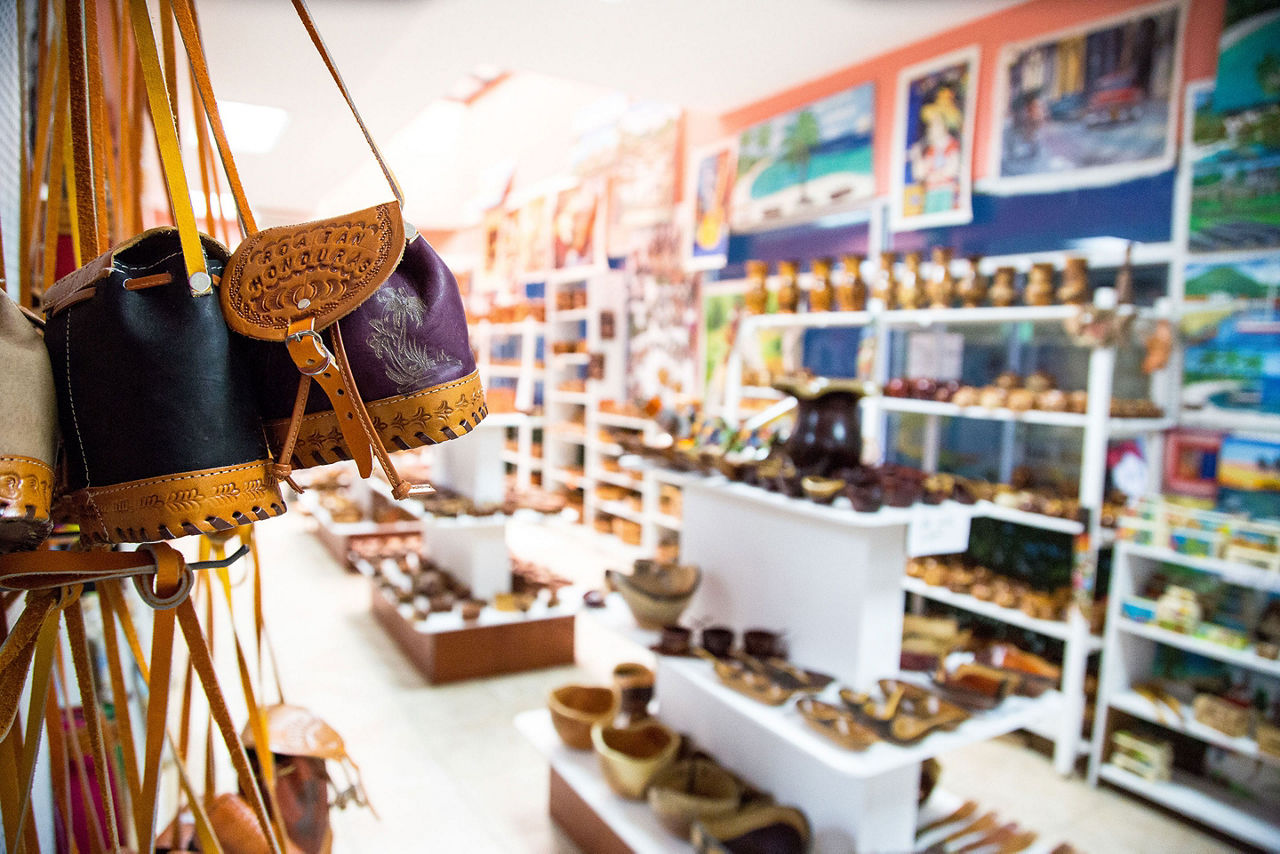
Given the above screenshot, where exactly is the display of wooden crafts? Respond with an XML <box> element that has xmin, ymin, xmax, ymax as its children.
<box><xmin>897</xmin><ymin>251</ymin><xmax>924</xmax><ymax>310</ymax></box>
<box><xmin>591</xmin><ymin>719</ymin><xmax>681</xmax><ymax>799</ymax></box>
<box><xmin>956</xmin><ymin>255</ymin><xmax>986</xmax><ymax>308</ymax></box>
<box><xmin>1058</xmin><ymin>257</ymin><xmax>1089</xmax><ymax>305</ymax></box>
<box><xmin>548</xmin><ymin>685</ymin><xmax>619</xmax><ymax>749</ymax></box>
<box><xmin>1024</xmin><ymin>262</ymin><xmax>1055</xmax><ymax>306</ymax></box>
<box><xmin>647</xmin><ymin>758</ymin><xmax>743</xmax><ymax>840</ymax></box>
<box><xmin>607</xmin><ymin>561</ymin><xmax>702</xmax><ymax>628</ymax></box>
<box><xmin>772</xmin><ymin>376</ymin><xmax>867</xmax><ymax>475</ymax></box>
<box><xmin>809</xmin><ymin>257</ymin><xmax>836</xmax><ymax>312</ymax></box>
<box><xmin>796</xmin><ymin>697</ymin><xmax>878</xmax><ymax>750</ymax></box>
<box><xmin>744</xmin><ymin>259</ymin><xmax>769</xmax><ymax>315</ymax></box>
<box><xmin>874</xmin><ymin>251</ymin><xmax>898</xmax><ymax>307</ymax></box>
<box><xmin>990</xmin><ymin>266</ymin><xmax>1017</xmax><ymax>307</ymax></box>
<box><xmin>927</xmin><ymin>247</ymin><xmax>954</xmax><ymax>308</ymax></box>
<box><xmin>838</xmin><ymin>254</ymin><xmax>868</xmax><ymax>311</ymax></box>
<box><xmin>776</xmin><ymin>259</ymin><xmax>800</xmax><ymax>313</ymax></box>
<box><xmin>692</xmin><ymin>804</ymin><xmax>810</xmax><ymax>854</ymax></box>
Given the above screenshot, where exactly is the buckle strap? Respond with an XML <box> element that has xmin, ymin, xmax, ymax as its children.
<box><xmin>284</xmin><ymin>317</ymin><xmax>376</xmax><ymax>477</ymax></box>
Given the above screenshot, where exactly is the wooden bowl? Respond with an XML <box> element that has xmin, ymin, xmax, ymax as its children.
<box><xmin>607</xmin><ymin>564</ymin><xmax>701</xmax><ymax>628</ymax></box>
<box><xmin>647</xmin><ymin>757</ymin><xmax>741</xmax><ymax>839</ymax></box>
<box><xmin>591</xmin><ymin>720</ymin><xmax>681</xmax><ymax>799</ymax></box>
<box><xmin>692</xmin><ymin>804</ymin><xmax>810</xmax><ymax>854</ymax></box>
<box><xmin>547</xmin><ymin>685</ymin><xmax>618</xmax><ymax>750</ymax></box>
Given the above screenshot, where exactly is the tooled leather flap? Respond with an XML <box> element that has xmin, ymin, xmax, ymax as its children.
<box><xmin>220</xmin><ymin>202</ymin><xmax>406</xmax><ymax>342</ymax></box>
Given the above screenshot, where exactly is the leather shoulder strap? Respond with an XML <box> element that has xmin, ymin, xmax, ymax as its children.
<box><xmin>220</xmin><ymin>201</ymin><xmax>405</xmax><ymax>341</ymax></box>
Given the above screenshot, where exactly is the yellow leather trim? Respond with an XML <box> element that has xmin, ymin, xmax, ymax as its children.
<box><xmin>67</xmin><ymin>459</ymin><xmax>286</xmax><ymax>544</ymax></box>
<box><xmin>266</xmin><ymin>370</ymin><xmax>487</xmax><ymax>469</ymax></box>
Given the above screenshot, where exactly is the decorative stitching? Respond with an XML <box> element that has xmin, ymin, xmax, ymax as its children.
<box><xmin>88</xmin><ymin>460</ymin><xmax>270</xmax><ymax>497</ymax></box>
<box><xmin>64</xmin><ymin>312</ymin><xmax>91</xmax><ymax>487</ymax></box>
<box><xmin>278</xmin><ymin>370</ymin><xmax>482</xmax><ymax>428</ymax></box>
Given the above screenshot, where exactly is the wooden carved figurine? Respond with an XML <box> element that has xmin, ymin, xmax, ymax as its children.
<box><xmin>744</xmin><ymin>260</ymin><xmax>769</xmax><ymax>315</ymax></box>
<box><xmin>927</xmin><ymin>247</ymin><xmax>954</xmax><ymax>309</ymax></box>
<box><xmin>897</xmin><ymin>251</ymin><xmax>923</xmax><ymax>310</ymax></box>
<box><xmin>838</xmin><ymin>254</ymin><xmax>868</xmax><ymax>311</ymax></box>
<box><xmin>873</xmin><ymin>251</ymin><xmax>897</xmax><ymax>308</ymax></box>
<box><xmin>1058</xmin><ymin>257</ymin><xmax>1088</xmax><ymax>305</ymax></box>
<box><xmin>1024</xmin><ymin>263</ymin><xmax>1055</xmax><ymax>306</ymax></box>
<box><xmin>956</xmin><ymin>255</ymin><xmax>986</xmax><ymax>308</ymax></box>
<box><xmin>809</xmin><ymin>258</ymin><xmax>836</xmax><ymax>312</ymax></box>
<box><xmin>990</xmin><ymin>266</ymin><xmax>1017</xmax><ymax>307</ymax></box>
<box><xmin>776</xmin><ymin>260</ymin><xmax>800</xmax><ymax>313</ymax></box>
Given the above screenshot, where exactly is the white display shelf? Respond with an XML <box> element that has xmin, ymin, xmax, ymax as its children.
<box><xmin>660</xmin><ymin>657</ymin><xmax>1063</xmax><ymax>779</ymax></box>
<box><xmin>1018</xmin><ymin>714</ymin><xmax>1091</xmax><ymax>756</ymax></box>
<box><xmin>1119</xmin><ymin>543</ymin><xmax>1280</xmax><ymax>593</ymax></box>
<box><xmin>1108</xmin><ymin>690</ymin><xmax>1280</xmax><ymax>767</ymax></box>
<box><xmin>681</xmin><ymin>475</ymin><xmax>926</xmax><ymax>528</ymax></box>
<box><xmin>547</xmin><ymin>468</ymin><xmax>587</xmax><ymax>489</ymax></box>
<box><xmin>590</xmin><ymin>469</ymin><xmax>642</xmax><ymax>491</ymax></box>
<box><xmin>486</xmin><ymin>363</ymin><xmax>528</xmax><ymax>377</ymax></box>
<box><xmin>1116</xmin><ymin>618</ymin><xmax>1280</xmax><ymax>678</ymax></box>
<box><xmin>515</xmin><ymin>709</ymin><xmax>686</xmax><ymax>854</ymax></box>
<box><xmin>1098</xmin><ymin>763</ymin><xmax>1280</xmax><ymax>851</ymax></box>
<box><xmin>547</xmin><ymin>430</ymin><xmax>588</xmax><ymax>445</ymax></box>
<box><xmin>1180</xmin><ymin>407</ymin><xmax>1280</xmax><ymax>435</ymax></box>
<box><xmin>500</xmin><ymin>450</ymin><xmax>543</xmax><ymax>469</ymax></box>
<box><xmin>742</xmin><ymin>310</ymin><xmax>873</xmax><ymax>330</ymax></box>
<box><xmin>579</xmin><ymin>593</ymin><xmax>662</xmax><ymax>651</ymax></box>
<box><xmin>973</xmin><ymin>500</ymin><xmax>1084</xmax><ymax>535</ymax></box>
<box><xmin>903</xmin><ymin>576</ymin><xmax>1098</xmax><ymax>649</ymax></box>
<box><xmin>554</xmin><ymin>391</ymin><xmax>590</xmax><ymax>404</ymax></box>
<box><xmin>653</xmin><ymin>513</ymin><xmax>682</xmax><ymax>532</ymax></box>
<box><xmin>879</xmin><ymin>305</ymin><xmax>1078</xmax><ymax>327</ymax></box>
<box><xmin>596</xmin><ymin>500</ymin><xmax>645</xmax><ymax>525</ymax></box>
<box><xmin>478</xmin><ymin>411</ymin><xmax>543</xmax><ymax>429</ymax></box>
<box><xmin>551</xmin><ymin>308</ymin><xmax>593</xmax><ymax>322</ymax></box>
<box><xmin>478</xmin><ymin>320</ymin><xmax>547</xmax><ymax>336</ymax></box>
<box><xmin>875</xmin><ymin>397</ymin><xmax>1171</xmax><ymax>436</ymax></box>
<box><xmin>551</xmin><ymin>353</ymin><xmax>591</xmax><ymax>367</ymax></box>
<box><xmin>595</xmin><ymin>412</ymin><xmax>651</xmax><ymax>431</ymax></box>
<box><xmin>596</xmin><ymin>441</ymin><xmax>625</xmax><ymax>456</ymax></box>
<box><xmin>741</xmin><ymin>386</ymin><xmax>786</xmax><ymax>400</ymax></box>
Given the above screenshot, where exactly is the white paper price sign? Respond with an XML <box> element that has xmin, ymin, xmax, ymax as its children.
<box><xmin>908</xmin><ymin>508</ymin><xmax>972</xmax><ymax>557</ymax></box>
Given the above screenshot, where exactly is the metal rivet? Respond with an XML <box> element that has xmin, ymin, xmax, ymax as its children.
<box><xmin>298</xmin><ymin>297</ymin><xmax>312</xmax><ymax>309</ymax></box>
<box><xmin>190</xmin><ymin>271</ymin><xmax>212</xmax><ymax>294</ymax></box>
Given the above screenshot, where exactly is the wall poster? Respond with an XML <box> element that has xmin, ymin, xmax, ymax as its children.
<box><xmin>552</xmin><ymin>181</ymin><xmax>604</xmax><ymax>273</ymax></box>
<box><xmin>891</xmin><ymin>47</ymin><xmax>978</xmax><ymax>231</ymax></box>
<box><xmin>686</xmin><ymin>142</ymin><xmax>736</xmax><ymax>271</ymax></box>
<box><xmin>732</xmin><ymin>82</ymin><xmax>875</xmax><ymax>231</ymax></box>
<box><xmin>993</xmin><ymin>1</ymin><xmax>1182</xmax><ymax>190</ymax></box>
<box><xmin>625</xmin><ymin>223</ymin><xmax>699</xmax><ymax>412</ymax></box>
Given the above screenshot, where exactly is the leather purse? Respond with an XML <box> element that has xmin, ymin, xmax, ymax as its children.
<box><xmin>0</xmin><ymin>291</ymin><xmax>58</xmax><ymax>552</ymax></box>
<box><xmin>176</xmin><ymin>0</ymin><xmax>484</xmax><ymax>499</ymax></box>
<box><xmin>42</xmin><ymin>230</ymin><xmax>286</xmax><ymax>544</ymax></box>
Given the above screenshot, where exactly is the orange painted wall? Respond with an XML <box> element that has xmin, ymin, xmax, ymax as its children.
<box><xmin>712</xmin><ymin>0</ymin><xmax>1224</xmax><ymax>191</ymax></box>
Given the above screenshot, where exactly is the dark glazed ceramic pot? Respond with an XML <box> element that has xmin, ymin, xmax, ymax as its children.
<box><xmin>773</xmin><ymin>377</ymin><xmax>868</xmax><ymax>475</ymax></box>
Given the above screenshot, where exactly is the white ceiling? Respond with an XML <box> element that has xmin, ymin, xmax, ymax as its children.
<box><xmin>191</xmin><ymin>0</ymin><xmax>1023</xmax><ymax>226</ymax></box>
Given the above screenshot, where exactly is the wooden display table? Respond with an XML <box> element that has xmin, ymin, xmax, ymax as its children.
<box><xmin>370</xmin><ymin>587</ymin><xmax>575</xmax><ymax>684</ymax></box>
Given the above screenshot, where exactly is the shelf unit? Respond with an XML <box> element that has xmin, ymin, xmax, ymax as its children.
<box><xmin>1087</xmin><ymin>542</ymin><xmax>1280</xmax><ymax>849</ymax></box>
<box><xmin>720</xmin><ymin>265</ymin><xmax>1178</xmax><ymax>776</ymax></box>
<box><xmin>470</xmin><ymin>317</ymin><xmax>546</xmax><ymax>490</ymax></box>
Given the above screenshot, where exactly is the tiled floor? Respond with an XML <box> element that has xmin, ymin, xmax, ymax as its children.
<box><xmin>253</xmin><ymin>511</ymin><xmax>1241</xmax><ymax>853</ymax></box>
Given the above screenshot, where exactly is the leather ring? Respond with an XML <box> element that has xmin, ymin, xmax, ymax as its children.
<box><xmin>132</xmin><ymin>565</ymin><xmax>194</xmax><ymax>610</ymax></box>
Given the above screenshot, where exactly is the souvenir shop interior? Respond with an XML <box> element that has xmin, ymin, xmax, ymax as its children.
<box><xmin>1</xmin><ymin>0</ymin><xmax>1279</xmax><ymax>852</ymax></box>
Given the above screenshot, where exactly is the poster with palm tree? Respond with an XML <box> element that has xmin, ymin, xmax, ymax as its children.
<box><xmin>731</xmin><ymin>82</ymin><xmax>875</xmax><ymax>231</ymax></box>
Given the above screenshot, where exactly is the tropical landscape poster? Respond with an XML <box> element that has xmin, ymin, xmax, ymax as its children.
<box><xmin>1180</xmin><ymin>255</ymin><xmax>1280</xmax><ymax>417</ymax></box>
<box><xmin>1187</xmin><ymin>1</ymin><xmax>1280</xmax><ymax>252</ymax></box>
<box><xmin>995</xmin><ymin>3</ymin><xmax>1181</xmax><ymax>188</ymax></box>
<box><xmin>731</xmin><ymin>83</ymin><xmax>874</xmax><ymax>230</ymax></box>
<box><xmin>688</xmin><ymin>142</ymin><xmax>736</xmax><ymax>270</ymax></box>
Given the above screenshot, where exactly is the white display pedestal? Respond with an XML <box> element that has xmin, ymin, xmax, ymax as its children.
<box><xmin>680</xmin><ymin>478</ymin><xmax>912</xmax><ymax>689</ymax></box>
<box><xmin>431</xmin><ymin>417</ymin><xmax>507</xmax><ymax>505</ymax></box>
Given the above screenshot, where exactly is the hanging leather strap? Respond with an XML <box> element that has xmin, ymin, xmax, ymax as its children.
<box><xmin>0</xmin><ymin>590</ymin><xmax>58</xmax><ymax>739</ymax></box>
<box><xmin>64</xmin><ymin>0</ymin><xmax>102</xmax><ymax>260</ymax></box>
<box><xmin>80</xmin><ymin>0</ymin><xmax>113</xmax><ymax>249</ymax></box>
<box><xmin>10</xmin><ymin>599</ymin><xmax>64</xmax><ymax>851</ymax></box>
<box><xmin>20</xmin><ymin>0</ymin><xmax>59</xmax><ymax>307</ymax></box>
<box><xmin>289</xmin><ymin>0</ymin><xmax>403</xmax><ymax>205</ymax></box>
<box><xmin>135</xmin><ymin>543</ymin><xmax>183</xmax><ymax>846</ymax></box>
<box><xmin>40</xmin><ymin>42</ymin><xmax>70</xmax><ymax>298</ymax></box>
<box><xmin>96</xmin><ymin>581</ymin><xmax>144</xmax><ymax>848</ymax></box>
<box><xmin>125</xmin><ymin>0</ymin><xmax>209</xmax><ymax>291</ymax></box>
<box><xmin>0</xmin><ymin>546</ymin><xmax>245</xmax><ymax>593</ymax></box>
<box><xmin>65</xmin><ymin>595</ymin><xmax>123</xmax><ymax>852</ymax></box>
<box><xmin>175</xmin><ymin>597</ymin><xmax>282</xmax><ymax>854</ymax></box>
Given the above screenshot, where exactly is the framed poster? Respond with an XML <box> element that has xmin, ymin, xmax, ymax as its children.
<box><xmin>685</xmin><ymin>141</ymin><xmax>736</xmax><ymax>271</ymax></box>
<box><xmin>1180</xmin><ymin>254</ymin><xmax>1280</xmax><ymax>417</ymax></box>
<box><xmin>991</xmin><ymin>1</ymin><xmax>1183</xmax><ymax>191</ymax></box>
<box><xmin>732</xmin><ymin>82</ymin><xmax>875</xmax><ymax>230</ymax></box>
<box><xmin>891</xmin><ymin>47</ymin><xmax>978</xmax><ymax>231</ymax></box>
<box><xmin>551</xmin><ymin>181</ymin><xmax>604</xmax><ymax>273</ymax></box>
<box><xmin>515</xmin><ymin>195</ymin><xmax>551</xmax><ymax>277</ymax></box>
<box><xmin>701</xmin><ymin>280</ymin><xmax>785</xmax><ymax>407</ymax></box>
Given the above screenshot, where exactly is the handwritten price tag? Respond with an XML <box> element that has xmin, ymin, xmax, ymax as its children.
<box><xmin>908</xmin><ymin>508</ymin><xmax>971</xmax><ymax>557</ymax></box>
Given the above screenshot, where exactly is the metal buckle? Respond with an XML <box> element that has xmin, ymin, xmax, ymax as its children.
<box><xmin>285</xmin><ymin>328</ymin><xmax>334</xmax><ymax>376</ymax></box>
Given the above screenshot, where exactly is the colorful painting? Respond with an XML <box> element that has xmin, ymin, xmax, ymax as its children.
<box><xmin>1181</xmin><ymin>255</ymin><xmax>1280</xmax><ymax>417</ymax></box>
<box><xmin>1186</xmin><ymin>1</ymin><xmax>1280</xmax><ymax>253</ymax></box>
<box><xmin>891</xmin><ymin>47</ymin><xmax>978</xmax><ymax>231</ymax></box>
<box><xmin>732</xmin><ymin>83</ymin><xmax>874</xmax><ymax>230</ymax></box>
<box><xmin>552</xmin><ymin>182</ymin><xmax>602</xmax><ymax>271</ymax></box>
<box><xmin>994</xmin><ymin>3</ymin><xmax>1181</xmax><ymax>189</ymax></box>
<box><xmin>701</xmin><ymin>283</ymin><xmax>784</xmax><ymax>408</ymax></box>
<box><xmin>687</xmin><ymin>143</ymin><xmax>736</xmax><ymax>270</ymax></box>
<box><xmin>515</xmin><ymin>195</ymin><xmax>550</xmax><ymax>275</ymax></box>
<box><xmin>1217</xmin><ymin>435</ymin><xmax>1280</xmax><ymax>518</ymax></box>
<box><xmin>625</xmin><ymin>223</ymin><xmax>699</xmax><ymax>410</ymax></box>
